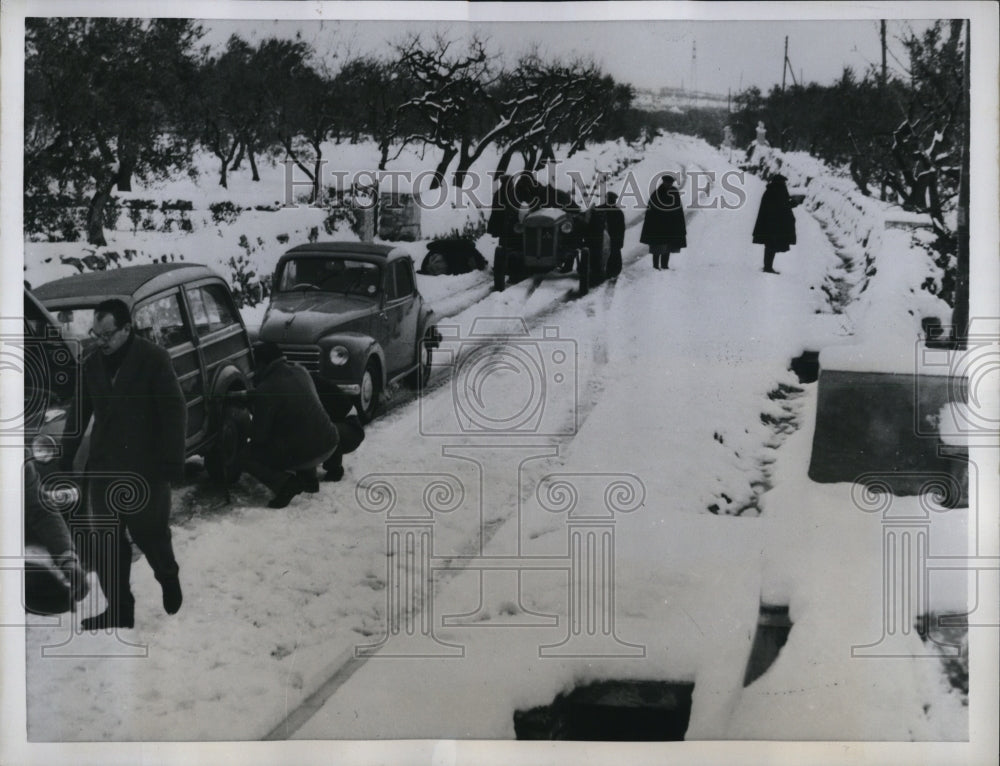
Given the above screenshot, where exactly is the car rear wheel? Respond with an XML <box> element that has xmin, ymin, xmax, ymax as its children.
<box><xmin>405</xmin><ymin>329</ymin><xmax>434</xmax><ymax>389</ymax></box>
<box><xmin>355</xmin><ymin>358</ymin><xmax>381</xmax><ymax>424</ymax></box>
<box><xmin>205</xmin><ymin>403</ymin><xmax>250</xmax><ymax>485</ymax></box>
<box><xmin>493</xmin><ymin>247</ymin><xmax>507</xmax><ymax>291</ymax></box>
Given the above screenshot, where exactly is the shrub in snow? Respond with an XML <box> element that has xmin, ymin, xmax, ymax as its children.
<box><xmin>226</xmin><ymin>252</ymin><xmax>269</xmax><ymax>308</ymax></box>
<box><xmin>437</xmin><ymin>212</ymin><xmax>488</xmax><ymax>243</ymax></box>
<box><xmin>160</xmin><ymin>199</ymin><xmax>194</xmax><ymax>211</ymax></box>
<box><xmin>322</xmin><ymin>206</ymin><xmax>354</xmax><ymax>236</ymax></box>
<box><xmin>209</xmin><ymin>200</ymin><xmax>243</xmax><ymax>225</ymax></box>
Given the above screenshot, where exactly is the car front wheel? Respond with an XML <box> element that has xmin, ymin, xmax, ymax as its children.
<box><xmin>355</xmin><ymin>358</ymin><xmax>381</xmax><ymax>424</ymax></box>
<box><xmin>205</xmin><ymin>403</ymin><xmax>250</xmax><ymax>485</ymax></box>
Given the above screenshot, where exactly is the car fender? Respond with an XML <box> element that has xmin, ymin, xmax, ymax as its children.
<box><xmin>207</xmin><ymin>365</ymin><xmax>252</xmax><ymax>416</ymax></box>
<box><xmin>417</xmin><ymin>306</ymin><xmax>440</xmax><ymax>347</ymax></box>
<box><xmin>320</xmin><ymin>331</ymin><xmax>387</xmax><ymax>388</ymax></box>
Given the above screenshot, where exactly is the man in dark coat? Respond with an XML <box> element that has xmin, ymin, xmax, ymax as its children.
<box><xmin>244</xmin><ymin>343</ymin><xmax>363</xmax><ymax>508</ymax></box>
<box><xmin>60</xmin><ymin>299</ymin><xmax>186</xmax><ymax>630</ymax></box>
<box><xmin>582</xmin><ymin>204</ymin><xmax>607</xmax><ymax>285</ymax></box>
<box><xmin>597</xmin><ymin>191</ymin><xmax>626</xmax><ymax>279</ymax></box>
<box><xmin>489</xmin><ymin>173</ymin><xmax>540</xmax><ymax>251</ymax></box>
<box><xmin>639</xmin><ymin>175</ymin><xmax>686</xmax><ymax>270</ymax></box>
<box><xmin>752</xmin><ymin>173</ymin><xmax>797</xmax><ymax>273</ymax></box>
<box><xmin>486</xmin><ymin>175</ymin><xmax>510</xmax><ymax>241</ymax></box>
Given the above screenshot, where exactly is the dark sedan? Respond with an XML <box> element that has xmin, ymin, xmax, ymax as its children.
<box><xmin>259</xmin><ymin>242</ymin><xmax>440</xmax><ymax>423</ymax></box>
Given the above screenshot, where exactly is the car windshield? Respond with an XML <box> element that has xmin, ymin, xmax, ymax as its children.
<box><xmin>277</xmin><ymin>257</ymin><xmax>381</xmax><ymax>298</ymax></box>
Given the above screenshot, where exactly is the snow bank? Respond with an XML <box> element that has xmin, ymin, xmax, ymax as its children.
<box><xmin>747</xmin><ymin>150</ymin><xmax>954</xmax><ymax>374</ymax></box>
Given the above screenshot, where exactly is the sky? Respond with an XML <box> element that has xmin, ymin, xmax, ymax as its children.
<box><xmin>197</xmin><ymin>17</ymin><xmax>934</xmax><ymax>95</ymax></box>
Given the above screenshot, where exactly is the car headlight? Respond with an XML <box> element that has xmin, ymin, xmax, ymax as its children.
<box><xmin>31</xmin><ymin>434</ymin><xmax>58</xmax><ymax>464</ymax></box>
<box><xmin>328</xmin><ymin>345</ymin><xmax>350</xmax><ymax>366</ymax></box>
<box><xmin>560</xmin><ymin>220</ymin><xmax>573</xmax><ymax>234</ymax></box>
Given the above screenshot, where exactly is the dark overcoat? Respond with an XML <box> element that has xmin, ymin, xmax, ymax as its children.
<box><xmin>250</xmin><ymin>359</ymin><xmax>339</xmax><ymax>470</ymax></box>
<box><xmin>598</xmin><ymin>204</ymin><xmax>626</xmax><ymax>250</ymax></box>
<box><xmin>62</xmin><ymin>334</ymin><xmax>186</xmax><ymax>483</ymax></box>
<box><xmin>639</xmin><ymin>180</ymin><xmax>687</xmax><ymax>252</ymax></box>
<box><xmin>489</xmin><ymin>174</ymin><xmax>540</xmax><ymax>248</ymax></box>
<box><xmin>752</xmin><ymin>176</ymin><xmax>797</xmax><ymax>252</ymax></box>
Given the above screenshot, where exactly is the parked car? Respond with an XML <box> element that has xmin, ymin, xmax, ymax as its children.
<box><xmin>23</xmin><ymin>286</ymin><xmax>80</xmax><ymax>491</ymax></box>
<box><xmin>22</xmin><ymin>288</ymin><xmax>85</xmax><ymax>615</ymax></box>
<box><xmin>258</xmin><ymin>242</ymin><xmax>440</xmax><ymax>423</ymax></box>
<box><xmin>493</xmin><ymin>206</ymin><xmax>609</xmax><ymax>296</ymax></box>
<box><xmin>419</xmin><ymin>239</ymin><xmax>488</xmax><ymax>276</ymax></box>
<box><xmin>32</xmin><ymin>263</ymin><xmax>254</xmax><ymax>483</ymax></box>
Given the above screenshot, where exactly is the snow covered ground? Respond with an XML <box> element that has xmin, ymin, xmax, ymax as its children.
<box><xmin>16</xmin><ymin>133</ymin><xmax>978</xmax><ymax>750</ymax></box>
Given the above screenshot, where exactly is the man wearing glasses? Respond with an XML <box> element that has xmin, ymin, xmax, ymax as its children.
<box><xmin>61</xmin><ymin>299</ymin><xmax>187</xmax><ymax>630</ymax></box>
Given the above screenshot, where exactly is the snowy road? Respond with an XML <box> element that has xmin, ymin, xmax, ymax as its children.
<box><xmin>23</xmin><ymin>137</ymin><xmax>968</xmax><ymax>742</ymax></box>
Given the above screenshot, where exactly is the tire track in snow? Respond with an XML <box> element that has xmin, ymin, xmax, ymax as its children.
<box><xmin>267</xmin><ymin>159</ymin><xmax>696</xmax><ymax>737</ymax></box>
<box><xmin>264</xmin><ymin>262</ymin><xmax>628</xmax><ymax>741</ymax></box>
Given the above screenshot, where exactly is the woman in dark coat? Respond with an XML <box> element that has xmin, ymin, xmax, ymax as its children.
<box><xmin>639</xmin><ymin>175</ymin><xmax>686</xmax><ymax>270</ymax></box>
<box><xmin>752</xmin><ymin>173</ymin><xmax>797</xmax><ymax>273</ymax></box>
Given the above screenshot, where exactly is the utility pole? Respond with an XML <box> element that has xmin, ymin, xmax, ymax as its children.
<box><xmin>690</xmin><ymin>40</ymin><xmax>698</xmax><ymax>98</ymax></box>
<box><xmin>782</xmin><ymin>36</ymin><xmax>788</xmax><ymax>91</ymax></box>
<box><xmin>781</xmin><ymin>36</ymin><xmax>798</xmax><ymax>92</ymax></box>
<box><xmin>880</xmin><ymin>20</ymin><xmax>888</xmax><ymax>85</ymax></box>
<box><xmin>879</xmin><ymin>20</ymin><xmax>888</xmax><ymax>201</ymax></box>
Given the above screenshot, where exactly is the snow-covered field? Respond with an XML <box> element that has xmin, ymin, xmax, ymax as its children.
<box><xmin>16</xmin><ymin>133</ymin><xmax>978</xmax><ymax>748</ymax></box>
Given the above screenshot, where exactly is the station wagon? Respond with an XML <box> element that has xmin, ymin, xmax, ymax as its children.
<box><xmin>33</xmin><ymin>263</ymin><xmax>254</xmax><ymax>483</ymax></box>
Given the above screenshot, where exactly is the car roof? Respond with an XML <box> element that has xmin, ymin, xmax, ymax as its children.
<box><xmin>279</xmin><ymin>242</ymin><xmax>409</xmax><ymax>262</ymax></box>
<box><xmin>24</xmin><ymin>287</ymin><xmax>62</xmax><ymax>328</ymax></box>
<box><xmin>32</xmin><ymin>263</ymin><xmax>218</xmax><ymax>308</ymax></box>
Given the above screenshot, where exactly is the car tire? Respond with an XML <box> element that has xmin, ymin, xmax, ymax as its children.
<box><xmin>493</xmin><ymin>247</ymin><xmax>507</xmax><ymax>292</ymax></box>
<box><xmin>405</xmin><ymin>328</ymin><xmax>434</xmax><ymax>389</ymax></box>
<box><xmin>355</xmin><ymin>358</ymin><xmax>381</xmax><ymax>424</ymax></box>
<box><xmin>205</xmin><ymin>403</ymin><xmax>250</xmax><ymax>485</ymax></box>
<box><xmin>578</xmin><ymin>248</ymin><xmax>590</xmax><ymax>296</ymax></box>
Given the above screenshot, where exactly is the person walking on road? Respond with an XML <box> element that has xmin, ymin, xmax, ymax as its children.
<box><xmin>752</xmin><ymin>173</ymin><xmax>797</xmax><ymax>274</ymax></box>
<box><xmin>597</xmin><ymin>191</ymin><xmax>626</xmax><ymax>280</ymax></box>
<box><xmin>60</xmin><ymin>299</ymin><xmax>186</xmax><ymax>631</ymax></box>
<box><xmin>640</xmin><ymin>175</ymin><xmax>686</xmax><ymax>270</ymax></box>
<box><xmin>244</xmin><ymin>343</ymin><xmax>364</xmax><ymax>508</ymax></box>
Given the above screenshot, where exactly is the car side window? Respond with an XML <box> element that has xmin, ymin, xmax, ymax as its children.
<box><xmin>389</xmin><ymin>260</ymin><xmax>414</xmax><ymax>300</ymax></box>
<box><xmin>188</xmin><ymin>284</ymin><xmax>238</xmax><ymax>336</ymax></box>
<box><xmin>134</xmin><ymin>293</ymin><xmax>191</xmax><ymax>349</ymax></box>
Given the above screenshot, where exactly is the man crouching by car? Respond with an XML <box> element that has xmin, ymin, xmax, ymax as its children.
<box><xmin>244</xmin><ymin>342</ymin><xmax>365</xmax><ymax>508</ymax></box>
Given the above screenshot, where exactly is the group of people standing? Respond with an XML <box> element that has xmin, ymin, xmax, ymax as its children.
<box><xmin>489</xmin><ymin>169</ymin><xmax>797</xmax><ymax>279</ymax></box>
<box><xmin>639</xmin><ymin>171</ymin><xmax>798</xmax><ymax>274</ymax></box>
